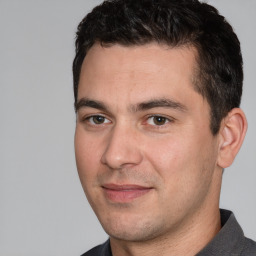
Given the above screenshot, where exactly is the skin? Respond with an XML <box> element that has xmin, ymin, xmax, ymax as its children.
<box><xmin>75</xmin><ymin>43</ymin><xmax>247</xmax><ymax>256</ymax></box>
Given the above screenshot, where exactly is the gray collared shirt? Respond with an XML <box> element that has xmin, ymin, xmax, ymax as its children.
<box><xmin>82</xmin><ymin>209</ymin><xmax>256</xmax><ymax>256</ymax></box>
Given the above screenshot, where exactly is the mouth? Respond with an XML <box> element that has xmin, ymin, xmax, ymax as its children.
<box><xmin>102</xmin><ymin>184</ymin><xmax>153</xmax><ymax>203</ymax></box>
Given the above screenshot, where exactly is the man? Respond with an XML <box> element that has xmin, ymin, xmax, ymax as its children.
<box><xmin>73</xmin><ymin>0</ymin><xmax>256</xmax><ymax>255</ymax></box>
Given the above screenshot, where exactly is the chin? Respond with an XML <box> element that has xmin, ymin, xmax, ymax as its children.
<box><xmin>99</xmin><ymin>213</ymin><xmax>165</xmax><ymax>242</ymax></box>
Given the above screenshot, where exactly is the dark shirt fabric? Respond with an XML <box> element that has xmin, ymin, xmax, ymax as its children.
<box><xmin>81</xmin><ymin>209</ymin><xmax>256</xmax><ymax>256</ymax></box>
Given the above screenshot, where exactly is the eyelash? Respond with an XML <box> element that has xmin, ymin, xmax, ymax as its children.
<box><xmin>83</xmin><ymin>115</ymin><xmax>111</xmax><ymax>125</ymax></box>
<box><xmin>146</xmin><ymin>115</ymin><xmax>172</xmax><ymax>126</ymax></box>
<box><xmin>82</xmin><ymin>114</ymin><xmax>174</xmax><ymax>128</ymax></box>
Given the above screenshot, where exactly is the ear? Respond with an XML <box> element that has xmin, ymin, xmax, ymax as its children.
<box><xmin>217</xmin><ymin>108</ymin><xmax>247</xmax><ymax>168</ymax></box>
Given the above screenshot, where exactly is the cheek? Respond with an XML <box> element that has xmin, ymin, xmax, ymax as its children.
<box><xmin>144</xmin><ymin>131</ymin><xmax>215</xmax><ymax>189</ymax></box>
<box><xmin>74</xmin><ymin>127</ymin><xmax>104</xmax><ymax>183</ymax></box>
<box><xmin>145</xmin><ymin>135</ymin><xmax>192</xmax><ymax>176</ymax></box>
<box><xmin>144</xmin><ymin>133</ymin><xmax>218</xmax><ymax>215</ymax></box>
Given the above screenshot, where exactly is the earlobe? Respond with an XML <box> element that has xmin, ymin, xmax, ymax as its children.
<box><xmin>217</xmin><ymin>108</ymin><xmax>247</xmax><ymax>168</ymax></box>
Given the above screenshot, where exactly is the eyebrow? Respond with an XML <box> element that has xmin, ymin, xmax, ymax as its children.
<box><xmin>75</xmin><ymin>97</ymin><xmax>188</xmax><ymax>113</ymax></box>
<box><xmin>75</xmin><ymin>98</ymin><xmax>108</xmax><ymax>112</ymax></box>
<box><xmin>131</xmin><ymin>98</ymin><xmax>188</xmax><ymax>112</ymax></box>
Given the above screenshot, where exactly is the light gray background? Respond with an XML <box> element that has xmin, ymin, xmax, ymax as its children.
<box><xmin>1</xmin><ymin>1</ymin><xmax>255</xmax><ymax>255</ymax></box>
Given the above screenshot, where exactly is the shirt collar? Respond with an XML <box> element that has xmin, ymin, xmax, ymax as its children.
<box><xmin>196</xmin><ymin>209</ymin><xmax>246</xmax><ymax>255</ymax></box>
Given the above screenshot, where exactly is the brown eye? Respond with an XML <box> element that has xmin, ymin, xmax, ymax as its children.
<box><xmin>93</xmin><ymin>116</ymin><xmax>105</xmax><ymax>124</ymax></box>
<box><xmin>147</xmin><ymin>116</ymin><xmax>169</xmax><ymax>126</ymax></box>
<box><xmin>87</xmin><ymin>115</ymin><xmax>110</xmax><ymax>125</ymax></box>
<box><xmin>153</xmin><ymin>116</ymin><xmax>167</xmax><ymax>125</ymax></box>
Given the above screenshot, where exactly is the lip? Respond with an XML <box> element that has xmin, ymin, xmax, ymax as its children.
<box><xmin>102</xmin><ymin>184</ymin><xmax>152</xmax><ymax>203</ymax></box>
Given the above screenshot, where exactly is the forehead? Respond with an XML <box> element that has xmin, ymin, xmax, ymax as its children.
<box><xmin>82</xmin><ymin>43</ymin><xmax>197</xmax><ymax>76</ymax></box>
<box><xmin>77</xmin><ymin>43</ymin><xmax>205</xmax><ymax>113</ymax></box>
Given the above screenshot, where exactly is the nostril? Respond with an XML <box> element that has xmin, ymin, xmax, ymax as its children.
<box><xmin>100</xmin><ymin>143</ymin><xmax>143</xmax><ymax>169</ymax></box>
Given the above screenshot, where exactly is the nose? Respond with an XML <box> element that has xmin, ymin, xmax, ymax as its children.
<box><xmin>100</xmin><ymin>123</ymin><xmax>143</xmax><ymax>170</ymax></box>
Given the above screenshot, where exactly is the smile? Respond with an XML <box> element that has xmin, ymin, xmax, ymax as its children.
<box><xmin>102</xmin><ymin>184</ymin><xmax>153</xmax><ymax>203</ymax></box>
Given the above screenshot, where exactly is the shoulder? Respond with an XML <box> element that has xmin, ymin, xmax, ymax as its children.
<box><xmin>81</xmin><ymin>240</ymin><xmax>111</xmax><ymax>256</ymax></box>
<box><xmin>240</xmin><ymin>236</ymin><xmax>256</xmax><ymax>256</ymax></box>
<box><xmin>81</xmin><ymin>244</ymin><xmax>102</xmax><ymax>256</ymax></box>
<box><xmin>220</xmin><ymin>210</ymin><xmax>256</xmax><ymax>255</ymax></box>
<box><xmin>197</xmin><ymin>209</ymin><xmax>256</xmax><ymax>256</ymax></box>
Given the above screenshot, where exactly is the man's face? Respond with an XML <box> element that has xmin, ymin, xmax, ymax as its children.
<box><xmin>75</xmin><ymin>43</ymin><xmax>222</xmax><ymax>242</ymax></box>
